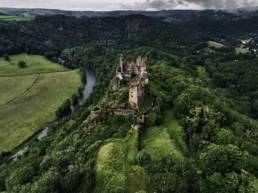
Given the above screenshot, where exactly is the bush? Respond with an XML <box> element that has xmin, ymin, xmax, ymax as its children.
<box><xmin>3</xmin><ymin>54</ymin><xmax>10</xmax><ymax>61</ymax></box>
<box><xmin>17</xmin><ymin>61</ymin><xmax>27</xmax><ymax>68</ymax></box>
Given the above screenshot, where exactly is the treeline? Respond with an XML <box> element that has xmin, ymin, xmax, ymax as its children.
<box><xmin>0</xmin><ymin>14</ymin><xmax>199</xmax><ymax>61</ymax></box>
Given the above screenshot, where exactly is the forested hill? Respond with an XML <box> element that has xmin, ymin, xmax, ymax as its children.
<box><xmin>0</xmin><ymin>11</ymin><xmax>258</xmax><ymax>193</ymax></box>
<box><xmin>0</xmin><ymin>14</ymin><xmax>198</xmax><ymax>58</ymax></box>
<box><xmin>2</xmin><ymin>12</ymin><xmax>258</xmax><ymax>59</ymax></box>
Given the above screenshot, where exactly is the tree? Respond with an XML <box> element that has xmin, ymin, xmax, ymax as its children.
<box><xmin>3</xmin><ymin>54</ymin><xmax>10</xmax><ymax>61</ymax></box>
<box><xmin>18</xmin><ymin>61</ymin><xmax>27</xmax><ymax>68</ymax></box>
<box><xmin>200</xmin><ymin>144</ymin><xmax>249</xmax><ymax>175</ymax></box>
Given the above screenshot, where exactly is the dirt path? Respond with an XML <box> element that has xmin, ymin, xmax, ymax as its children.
<box><xmin>0</xmin><ymin>73</ymin><xmax>41</xmax><ymax>107</ymax></box>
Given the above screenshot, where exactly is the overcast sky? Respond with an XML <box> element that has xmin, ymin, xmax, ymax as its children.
<box><xmin>0</xmin><ymin>0</ymin><xmax>257</xmax><ymax>11</ymax></box>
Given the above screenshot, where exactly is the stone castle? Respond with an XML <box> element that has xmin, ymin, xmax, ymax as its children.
<box><xmin>116</xmin><ymin>55</ymin><xmax>149</xmax><ymax>110</ymax></box>
<box><xmin>85</xmin><ymin>55</ymin><xmax>149</xmax><ymax>131</ymax></box>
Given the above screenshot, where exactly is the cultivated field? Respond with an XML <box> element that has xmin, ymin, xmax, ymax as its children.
<box><xmin>0</xmin><ymin>54</ymin><xmax>82</xmax><ymax>151</ymax></box>
<box><xmin>0</xmin><ymin>54</ymin><xmax>67</xmax><ymax>76</ymax></box>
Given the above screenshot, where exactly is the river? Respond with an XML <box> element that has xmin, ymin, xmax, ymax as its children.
<box><xmin>78</xmin><ymin>70</ymin><xmax>96</xmax><ymax>106</ymax></box>
<box><xmin>37</xmin><ymin>69</ymin><xmax>96</xmax><ymax>141</ymax></box>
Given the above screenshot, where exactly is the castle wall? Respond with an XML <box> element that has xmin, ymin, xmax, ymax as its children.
<box><xmin>129</xmin><ymin>86</ymin><xmax>139</xmax><ymax>109</ymax></box>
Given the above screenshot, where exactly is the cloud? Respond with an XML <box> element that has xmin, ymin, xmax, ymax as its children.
<box><xmin>0</xmin><ymin>0</ymin><xmax>257</xmax><ymax>10</ymax></box>
<box><xmin>122</xmin><ymin>0</ymin><xmax>258</xmax><ymax>10</ymax></box>
<box><xmin>121</xmin><ymin>0</ymin><xmax>178</xmax><ymax>10</ymax></box>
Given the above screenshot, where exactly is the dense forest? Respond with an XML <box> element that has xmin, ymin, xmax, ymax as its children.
<box><xmin>0</xmin><ymin>11</ymin><xmax>258</xmax><ymax>193</ymax></box>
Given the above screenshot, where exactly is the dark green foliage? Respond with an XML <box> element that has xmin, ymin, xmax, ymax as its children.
<box><xmin>17</xmin><ymin>60</ymin><xmax>27</xmax><ymax>68</ymax></box>
<box><xmin>138</xmin><ymin>155</ymin><xmax>199</xmax><ymax>193</ymax></box>
<box><xmin>56</xmin><ymin>99</ymin><xmax>71</xmax><ymax>119</ymax></box>
<box><xmin>3</xmin><ymin>54</ymin><xmax>10</xmax><ymax>61</ymax></box>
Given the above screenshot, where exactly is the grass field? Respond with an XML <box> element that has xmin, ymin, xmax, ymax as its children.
<box><xmin>142</xmin><ymin>111</ymin><xmax>187</xmax><ymax>160</ymax></box>
<box><xmin>0</xmin><ymin>15</ymin><xmax>32</xmax><ymax>21</ymax></box>
<box><xmin>0</xmin><ymin>54</ymin><xmax>82</xmax><ymax>151</ymax></box>
<box><xmin>235</xmin><ymin>47</ymin><xmax>250</xmax><ymax>54</ymax></box>
<box><xmin>95</xmin><ymin>141</ymin><xmax>127</xmax><ymax>193</ymax></box>
<box><xmin>207</xmin><ymin>41</ymin><xmax>224</xmax><ymax>49</ymax></box>
<box><xmin>0</xmin><ymin>54</ymin><xmax>66</xmax><ymax>76</ymax></box>
<box><xmin>95</xmin><ymin>130</ymin><xmax>148</xmax><ymax>193</ymax></box>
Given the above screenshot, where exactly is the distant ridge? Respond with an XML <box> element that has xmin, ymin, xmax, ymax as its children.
<box><xmin>0</xmin><ymin>7</ymin><xmax>257</xmax><ymax>20</ymax></box>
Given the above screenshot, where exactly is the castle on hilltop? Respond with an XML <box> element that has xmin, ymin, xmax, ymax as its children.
<box><xmin>116</xmin><ymin>55</ymin><xmax>149</xmax><ymax>110</ymax></box>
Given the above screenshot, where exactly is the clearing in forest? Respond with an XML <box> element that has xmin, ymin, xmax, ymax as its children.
<box><xmin>207</xmin><ymin>41</ymin><xmax>224</xmax><ymax>49</ymax></box>
<box><xmin>95</xmin><ymin>130</ymin><xmax>148</xmax><ymax>193</ymax></box>
<box><xmin>142</xmin><ymin>111</ymin><xmax>187</xmax><ymax>160</ymax></box>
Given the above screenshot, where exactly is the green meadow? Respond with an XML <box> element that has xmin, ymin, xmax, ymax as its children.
<box><xmin>0</xmin><ymin>54</ymin><xmax>82</xmax><ymax>151</ymax></box>
<box><xmin>142</xmin><ymin>111</ymin><xmax>187</xmax><ymax>160</ymax></box>
<box><xmin>95</xmin><ymin>130</ymin><xmax>148</xmax><ymax>193</ymax></box>
<box><xmin>207</xmin><ymin>41</ymin><xmax>224</xmax><ymax>49</ymax></box>
<box><xmin>235</xmin><ymin>47</ymin><xmax>250</xmax><ymax>54</ymax></box>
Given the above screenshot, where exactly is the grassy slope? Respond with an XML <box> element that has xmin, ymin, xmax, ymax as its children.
<box><xmin>235</xmin><ymin>47</ymin><xmax>250</xmax><ymax>54</ymax></box>
<box><xmin>205</xmin><ymin>41</ymin><xmax>224</xmax><ymax>54</ymax></box>
<box><xmin>95</xmin><ymin>130</ymin><xmax>148</xmax><ymax>193</ymax></box>
<box><xmin>0</xmin><ymin>54</ymin><xmax>82</xmax><ymax>151</ymax></box>
<box><xmin>142</xmin><ymin>111</ymin><xmax>186</xmax><ymax>160</ymax></box>
<box><xmin>207</xmin><ymin>41</ymin><xmax>250</xmax><ymax>55</ymax></box>
<box><xmin>207</xmin><ymin>41</ymin><xmax>224</xmax><ymax>49</ymax></box>
<box><xmin>95</xmin><ymin>141</ymin><xmax>127</xmax><ymax>193</ymax></box>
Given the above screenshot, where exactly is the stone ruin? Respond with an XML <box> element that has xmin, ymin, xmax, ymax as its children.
<box><xmin>116</xmin><ymin>55</ymin><xmax>149</xmax><ymax>110</ymax></box>
<box><xmin>89</xmin><ymin>106</ymin><xmax>102</xmax><ymax>122</ymax></box>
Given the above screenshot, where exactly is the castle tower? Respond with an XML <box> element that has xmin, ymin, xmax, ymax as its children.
<box><xmin>119</xmin><ymin>54</ymin><xmax>124</xmax><ymax>74</ymax></box>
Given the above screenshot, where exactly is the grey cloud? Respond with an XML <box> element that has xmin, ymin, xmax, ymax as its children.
<box><xmin>122</xmin><ymin>0</ymin><xmax>258</xmax><ymax>10</ymax></box>
<box><xmin>188</xmin><ymin>0</ymin><xmax>238</xmax><ymax>9</ymax></box>
<box><xmin>122</xmin><ymin>0</ymin><xmax>179</xmax><ymax>10</ymax></box>
<box><xmin>0</xmin><ymin>0</ymin><xmax>257</xmax><ymax>11</ymax></box>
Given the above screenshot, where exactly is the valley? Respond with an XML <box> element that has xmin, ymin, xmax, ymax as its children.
<box><xmin>0</xmin><ymin>9</ymin><xmax>258</xmax><ymax>193</ymax></box>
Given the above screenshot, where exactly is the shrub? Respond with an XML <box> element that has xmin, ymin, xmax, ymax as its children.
<box><xmin>17</xmin><ymin>61</ymin><xmax>27</xmax><ymax>68</ymax></box>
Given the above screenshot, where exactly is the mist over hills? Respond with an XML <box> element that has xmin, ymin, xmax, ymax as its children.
<box><xmin>1</xmin><ymin>7</ymin><xmax>258</xmax><ymax>20</ymax></box>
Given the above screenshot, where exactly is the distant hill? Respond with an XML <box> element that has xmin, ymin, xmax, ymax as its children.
<box><xmin>0</xmin><ymin>7</ymin><xmax>241</xmax><ymax>20</ymax></box>
<box><xmin>0</xmin><ymin>12</ymin><xmax>7</xmax><ymax>16</ymax></box>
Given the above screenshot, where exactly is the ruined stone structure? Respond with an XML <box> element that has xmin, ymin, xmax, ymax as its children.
<box><xmin>116</xmin><ymin>55</ymin><xmax>149</xmax><ymax>110</ymax></box>
<box><xmin>89</xmin><ymin>107</ymin><xmax>102</xmax><ymax>122</ymax></box>
<box><xmin>110</xmin><ymin>109</ymin><xmax>134</xmax><ymax>116</ymax></box>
